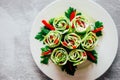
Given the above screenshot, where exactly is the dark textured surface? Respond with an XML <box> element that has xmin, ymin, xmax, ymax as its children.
<box><xmin>0</xmin><ymin>0</ymin><xmax>119</xmax><ymax>80</ymax></box>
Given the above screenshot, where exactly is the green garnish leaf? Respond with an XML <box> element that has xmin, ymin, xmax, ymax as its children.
<box><xmin>61</xmin><ymin>61</ymin><xmax>77</xmax><ymax>75</ymax></box>
<box><xmin>41</xmin><ymin>27</ymin><xmax>50</xmax><ymax>35</ymax></box>
<box><xmin>35</xmin><ymin>27</ymin><xmax>50</xmax><ymax>41</ymax></box>
<box><xmin>86</xmin><ymin>50</ymin><xmax>98</xmax><ymax>64</ymax></box>
<box><xmin>76</xmin><ymin>12</ymin><xmax>82</xmax><ymax>16</ymax></box>
<box><xmin>96</xmin><ymin>31</ymin><xmax>102</xmax><ymax>37</ymax></box>
<box><xmin>94</xmin><ymin>21</ymin><xmax>103</xmax><ymax>29</ymax></box>
<box><xmin>65</xmin><ymin>7</ymin><xmax>76</xmax><ymax>19</ymax></box>
<box><xmin>41</xmin><ymin>46</ymin><xmax>50</xmax><ymax>52</ymax></box>
<box><xmin>35</xmin><ymin>33</ymin><xmax>44</xmax><ymax>41</ymax></box>
<box><xmin>40</xmin><ymin>55</ymin><xmax>50</xmax><ymax>64</ymax></box>
<box><xmin>49</xmin><ymin>18</ymin><xmax>55</xmax><ymax>25</ymax></box>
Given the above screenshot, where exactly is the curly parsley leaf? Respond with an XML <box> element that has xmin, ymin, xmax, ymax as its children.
<box><xmin>41</xmin><ymin>46</ymin><xmax>50</xmax><ymax>52</ymax></box>
<box><xmin>40</xmin><ymin>55</ymin><xmax>50</xmax><ymax>64</ymax></box>
<box><xmin>49</xmin><ymin>18</ymin><xmax>55</xmax><ymax>25</ymax></box>
<box><xmin>35</xmin><ymin>33</ymin><xmax>44</xmax><ymax>41</ymax></box>
<box><xmin>86</xmin><ymin>50</ymin><xmax>98</xmax><ymax>64</ymax></box>
<box><xmin>76</xmin><ymin>12</ymin><xmax>82</xmax><ymax>16</ymax></box>
<box><xmin>94</xmin><ymin>21</ymin><xmax>103</xmax><ymax>29</ymax></box>
<box><xmin>61</xmin><ymin>61</ymin><xmax>77</xmax><ymax>75</ymax></box>
<box><xmin>35</xmin><ymin>27</ymin><xmax>50</xmax><ymax>41</ymax></box>
<box><xmin>96</xmin><ymin>31</ymin><xmax>102</xmax><ymax>37</ymax></box>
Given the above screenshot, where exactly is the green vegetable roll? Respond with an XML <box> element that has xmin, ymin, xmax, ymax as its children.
<box><xmin>43</xmin><ymin>31</ymin><xmax>62</xmax><ymax>48</ymax></box>
<box><xmin>71</xmin><ymin>15</ymin><xmax>90</xmax><ymax>33</ymax></box>
<box><xmin>81</xmin><ymin>32</ymin><xmax>98</xmax><ymax>51</ymax></box>
<box><xmin>62</xmin><ymin>33</ymin><xmax>81</xmax><ymax>49</ymax></box>
<box><xmin>51</xmin><ymin>47</ymin><xmax>68</xmax><ymax>65</ymax></box>
<box><xmin>69</xmin><ymin>49</ymin><xmax>87</xmax><ymax>66</ymax></box>
<box><xmin>53</xmin><ymin>16</ymin><xmax>70</xmax><ymax>34</ymax></box>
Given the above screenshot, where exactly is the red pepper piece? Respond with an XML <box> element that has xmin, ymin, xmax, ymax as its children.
<box><xmin>42</xmin><ymin>20</ymin><xmax>55</xmax><ymax>30</ymax></box>
<box><xmin>81</xmin><ymin>21</ymin><xmax>85</xmax><ymax>28</ymax></box>
<box><xmin>62</xmin><ymin>23</ymin><xmax>65</xmax><ymax>26</ymax></box>
<box><xmin>50</xmin><ymin>35</ymin><xmax>54</xmax><ymax>39</ymax></box>
<box><xmin>72</xmin><ymin>23</ymin><xmax>74</xmax><ymax>28</ymax></box>
<box><xmin>76</xmin><ymin>20</ymin><xmax>85</xmax><ymax>28</ymax></box>
<box><xmin>76</xmin><ymin>20</ymin><xmax>82</xmax><ymax>26</ymax></box>
<box><xmin>66</xmin><ymin>25</ymin><xmax>69</xmax><ymax>29</ymax></box>
<box><xmin>72</xmin><ymin>45</ymin><xmax>77</xmax><ymax>49</ymax></box>
<box><xmin>69</xmin><ymin>40</ymin><xmax>74</xmax><ymax>45</ymax></box>
<box><xmin>62</xmin><ymin>41</ymin><xmax>68</xmax><ymax>46</ymax></box>
<box><xmin>88</xmin><ymin>40</ymin><xmax>92</xmax><ymax>44</ymax></box>
<box><xmin>42</xmin><ymin>50</ymin><xmax>52</xmax><ymax>55</ymax></box>
<box><xmin>54</xmin><ymin>39</ymin><xmax>59</xmax><ymax>44</ymax></box>
<box><xmin>83</xmin><ymin>52</ymin><xmax>87</xmax><ymax>56</ymax></box>
<box><xmin>86</xmin><ymin>51</ymin><xmax>95</xmax><ymax>60</ymax></box>
<box><xmin>70</xmin><ymin>11</ymin><xmax>76</xmax><ymax>21</ymax></box>
<box><xmin>92</xmin><ymin>27</ymin><xmax>103</xmax><ymax>33</ymax></box>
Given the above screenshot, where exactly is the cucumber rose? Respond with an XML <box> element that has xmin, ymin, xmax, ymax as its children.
<box><xmin>43</xmin><ymin>31</ymin><xmax>62</xmax><ymax>48</ymax></box>
<box><xmin>69</xmin><ymin>49</ymin><xmax>87</xmax><ymax>66</ymax></box>
<box><xmin>51</xmin><ymin>47</ymin><xmax>68</xmax><ymax>65</ymax></box>
<box><xmin>61</xmin><ymin>33</ymin><xmax>81</xmax><ymax>49</ymax></box>
<box><xmin>53</xmin><ymin>16</ymin><xmax>69</xmax><ymax>34</ymax></box>
<box><xmin>71</xmin><ymin>15</ymin><xmax>90</xmax><ymax>33</ymax></box>
<box><xmin>81</xmin><ymin>32</ymin><xmax>98</xmax><ymax>51</ymax></box>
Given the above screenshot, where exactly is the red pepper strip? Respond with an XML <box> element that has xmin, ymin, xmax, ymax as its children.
<box><xmin>81</xmin><ymin>21</ymin><xmax>85</xmax><ymax>28</ymax></box>
<box><xmin>83</xmin><ymin>52</ymin><xmax>87</xmax><ymax>56</ymax></box>
<box><xmin>42</xmin><ymin>20</ymin><xmax>55</xmax><ymax>30</ymax></box>
<box><xmin>76</xmin><ymin>20</ymin><xmax>85</xmax><ymax>28</ymax></box>
<box><xmin>66</xmin><ymin>25</ymin><xmax>69</xmax><ymax>29</ymax></box>
<box><xmin>62</xmin><ymin>41</ymin><xmax>68</xmax><ymax>46</ymax></box>
<box><xmin>70</xmin><ymin>11</ymin><xmax>76</xmax><ymax>21</ymax></box>
<box><xmin>69</xmin><ymin>40</ymin><xmax>74</xmax><ymax>45</ymax></box>
<box><xmin>54</xmin><ymin>39</ymin><xmax>59</xmax><ymax>44</ymax></box>
<box><xmin>92</xmin><ymin>27</ymin><xmax>103</xmax><ymax>33</ymax></box>
<box><xmin>50</xmin><ymin>35</ymin><xmax>54</xmax><ymax>39</ymax></box>
<box><xmin>76</xmin><ymin>20</ymin><xmax>82</xmax><ymax>26</ymax></box>
<box><xmin>72</xmin><ymin>45</ymin><xmax>77</xmax><ymax>49</ymax></box>
<box><xmin>86</xmin><ymin>51</ymin><xmax>95</xmax><ymax>61</ymax></box>
<box><xmin>42</xmin><ymin>50</ymin><xmax>52</xmax><ymax>55</ymax></box>
<box><xmin>72</xmin><ymin>23</ymin><xmax>74</xmax><ymax>28</ymax></box>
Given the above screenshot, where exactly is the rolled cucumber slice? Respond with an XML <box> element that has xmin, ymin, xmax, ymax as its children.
<box><xmin>43</xmin><ymin>31</ymin><xmax>62</xmax><ymax>48</ymax></box>
<box><xmin>69</xmin><ymin>49</ymin><xmax>87</xmax><ymax>66</ymax></box>
<box><xmin>51</xmin><ymin>47</ymin><xmax>68</xmax><ymax>65</ymax></box>
<box><xmin>53</xmin><ymin>16</ymin><xmax>70</xmax><ymax>34</ymax></box>
<box><xmin>81</xmin><ymin>32</ymin><xmax>98</xmax><ymax>51</ymax></box>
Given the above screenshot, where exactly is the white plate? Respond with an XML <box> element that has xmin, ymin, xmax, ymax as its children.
<box><xmin>30</xmin><ymin>0</ymin><xmax>118</xmax><ymax>80</ymax></box>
